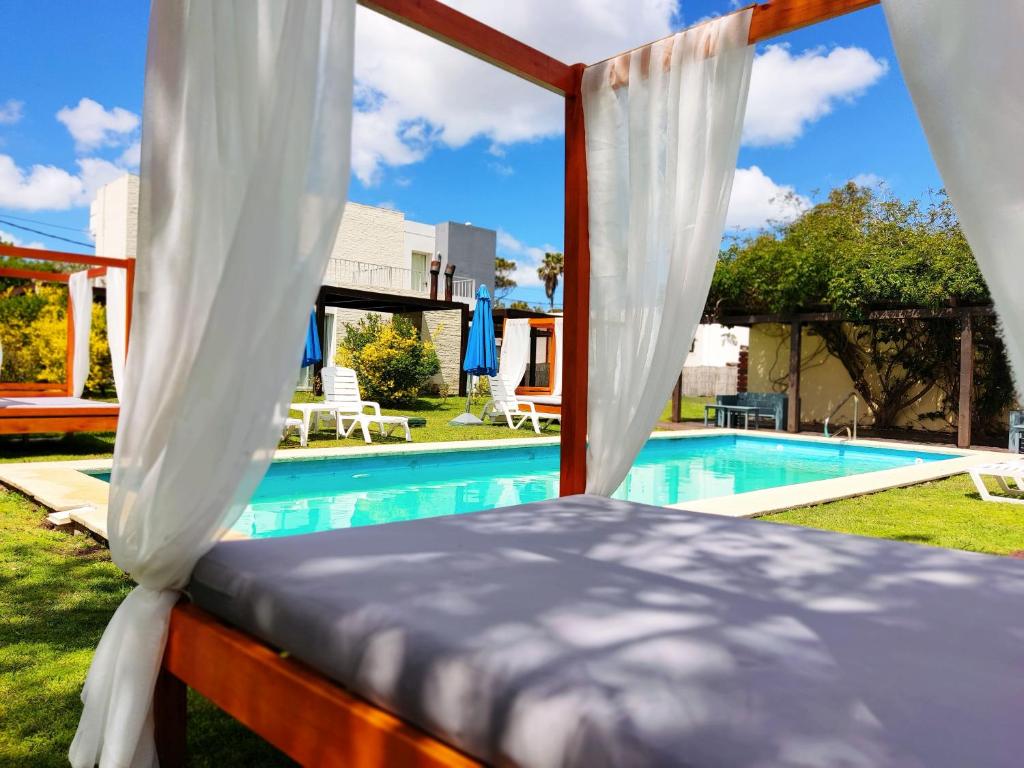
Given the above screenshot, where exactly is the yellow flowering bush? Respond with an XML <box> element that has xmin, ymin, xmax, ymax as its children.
<box><xmin>339</xmin><ymin>314</ymin><xmax>440</xmax><ymax>405</ymax></box>
<box><xmin>0</xmin><ymin>283</ymin><xmax>114</xmax><ymax>394</ymax></box>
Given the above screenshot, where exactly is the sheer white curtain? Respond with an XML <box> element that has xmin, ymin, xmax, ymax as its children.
<box><xmin>104</xmin><ymin>267</ymin><xmax>127</xmax><ymax>400</ymax></box>
<box><xmin>68</xmin><ymin>2</ymin><xmax>356</xmax><ymax>766</ymax></box>
<box><xmin>553</xmin><ymin>317</ymin><xmax>563</xmax><ymax>397</ymax></box>
<box><xmin>882</xmin><ymin>0</ymin><xmax>1024</xmax><ymax>397</ymax></box>
<box><xmin>68</xmin><ymin>270</ymin><xmax>92</xmax><ymax>398</ymax></box>
<box><xmin>499</xmin><ymin>318</ymin><xmax>532</xmax><ymax>388</ymax></box>
<box><xmin>582</xmin><ymin>11</ymin><xmax>753</xmax><ymax>495</ymax></box>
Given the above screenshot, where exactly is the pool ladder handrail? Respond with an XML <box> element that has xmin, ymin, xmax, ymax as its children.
<box><xmin>824</xmin><ymin>392</ymin><xmax>859</xmax><ymax>440</ymax></box>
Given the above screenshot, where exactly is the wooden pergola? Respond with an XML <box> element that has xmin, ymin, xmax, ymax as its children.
<box><xmin>153</xmin><ymin>1</ymin><xmax>891</xmax><ymax>765</ymax></box>
<box><xmin>0</xmin><ymin>243</ymin><xmax>134</xmax><ymax>434</ymax></box>
<box><xmin>717</xmin><ymin>304</ymin><xmax>995</xmax><ymax>448</ymax></box>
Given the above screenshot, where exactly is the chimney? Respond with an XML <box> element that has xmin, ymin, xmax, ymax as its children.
<box><xmin>443</xmin><ymin>263</ymin><xmax>456</xmax><ymax>302</ymax></box>
<box><xmin>429</xmin><ymin>257</ymin><xmax>441</xmax><ymax>300</ymax></box>
<box><xmin>737</xmin><ymin>346</ymin><xmax>749</xmax><ymax>394</ymax></box>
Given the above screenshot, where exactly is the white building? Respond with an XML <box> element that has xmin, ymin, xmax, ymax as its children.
<box><xmin>90</xmin><ymin>176</ymin><xmax>496</xmax><ymax>392</ymax></box>
<box><xmin>680</xmin><ymin>324</ymin><xmax>750</xmax><ymax>397</ymax></box>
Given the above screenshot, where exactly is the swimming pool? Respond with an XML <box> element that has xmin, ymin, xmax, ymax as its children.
<box><xmin>90</xmin><ymin>435</ymin><xmax>956</xmax><ymax>538</ymax></box>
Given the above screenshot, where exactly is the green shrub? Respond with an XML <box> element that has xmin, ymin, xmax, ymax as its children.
<box><xmin>339</xmin><ymin>314</ymin><xmax>440</xmax><ymax>406</ymax></box>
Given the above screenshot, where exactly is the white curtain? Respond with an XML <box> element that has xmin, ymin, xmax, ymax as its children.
<box><xmin>881</xmin><ymin>0</ymin><xmax>1024</xmax><ymax>398</ymax></box>
<box><xmin>499</xmin><ymin>318</ymin><xmax>532</xmax><ymax>388</ymax></box>
<box><xmin>104</xmin><ymin>267</ymin><xmax>128</xmax><ymax>400</ymax></box>
<box><xmin>582</xmin><ymin>11</ymin><xmax>753</xmax><ymax>495</ymax></box>
<box><xmin>553</xmin><ymin>316</ymin><xmax>563</xmax><ymax>397</ymax></box>
<box><xmin>68</xmin><ymin>270</ymin><xmax>92</xmax><ymax>398</ymax></box>
<box><xmin>68</xmin><ymin>2</ymin><xmax>356</xmax><ymax>766</ymax></box>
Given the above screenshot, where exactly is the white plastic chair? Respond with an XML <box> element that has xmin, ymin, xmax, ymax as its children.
<box><xmin>481</xmin><ymin>375</ymin><xmax>560</xmax><ymax>435</ymax></box>
<box><xmin>969</xmin><ymin>459</ymin><xmax>1024</xmax><ymax>505</ymax></box>
<box><xmin>324</xmin><ymin>366</ymin><xmax>411</xmax><ymax>444</ymax></box>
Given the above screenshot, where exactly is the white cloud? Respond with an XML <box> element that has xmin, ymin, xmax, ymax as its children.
<box><xmin>56</xmin><ymin>98</ymin><xmax>139</xmax><ymax>152</ymax></box>
<box><xmin>744</xmin><ymin>44</ymin><xmax>888</xmax><ymax>146</ymax></box>
<box><xmin>726</xmin><ymin>166</ymin><xmax>810</xmax><ymax>231</ymax></box>
<box><xmin>0</xmin><ymin>154</ymin><xmax>128</xmax><ymax>211</ymax></box>
<box><xmin>348</xmin><ymin>6</ymin><xmax>887</xmax><ymax>183</ymax></box>
<box><xmin>118</xmin><ymin>140</ymin><xmax>141</xmax><ymax>169</ymax></box>
<box><xmin>851</xmin><ymin>172</ymin><xmax>884</xmax><ymax>188</ymax></box>
<box><xmin>0</xmin><ymin>229</ymin><xmax>45</xmax><ymax>249</ymax></box>
<box><xmin>0</xmin><ymin>155</ymin><xmax>83</xmax><ymax>211</ymax></box>
<box><xmin>351</xmin><ymin>0</ymin><xmax>674</xmax><ymax>184</ymax></box>
<box><xmin>0</xmin><ymin>99</ymin><xmax>24</xmax><ymax>125</ymax></box>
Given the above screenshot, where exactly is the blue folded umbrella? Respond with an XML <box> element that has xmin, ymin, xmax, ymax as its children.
<box><xmin>301</xmin><ymin>310</ymin><xmax>322</xmax><ymax>368</ymax></box>
<box><xmin>462</xmin><ymin>285</ymin><xmax>498</xmax><ymax>377</ymax></box>
<box><xmin>452</xmin><ymin>285</ymin><xmax>497</xmax><ymax>425</ymax></box>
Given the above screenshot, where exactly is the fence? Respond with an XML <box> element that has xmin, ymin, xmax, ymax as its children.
<box><xmin>682</xmin><ymin>365</ymin><xmax>738</xmax><ymax>397</ymax></box>
<box><xmin>324</xmin><ymin>258</ymin><xmax>476</xmax><ymax>305</ymax></box>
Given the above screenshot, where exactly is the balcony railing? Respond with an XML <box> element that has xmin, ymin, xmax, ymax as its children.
<box><xmin>324</xmin><ymin>258</ymin><xmax>476</xmax><ymax>306</ymax></box>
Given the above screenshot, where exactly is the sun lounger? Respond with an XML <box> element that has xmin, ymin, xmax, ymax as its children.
<box><xmin>969</xmin><ymin>458</ymin><xmax>1024</xmax><ymax>504</ymax></box>
<box><xmin>169</xmin><ymin>495</ymin><xmax>1024</xmax><ymax>768</ymax></box>
<box><xmin>481</xmin><ymin>375</ymin><xmax>559</xmax><ymax>434</ymax></box>
<box><xmin>336</xmin><ymin>412</ymin><xmax>411</xmax><ymax>444</ymax></box>
<box><xmin>325</xmin><ymin>366</ymin><xmax>412</xmax><ymax>444</ymax></box>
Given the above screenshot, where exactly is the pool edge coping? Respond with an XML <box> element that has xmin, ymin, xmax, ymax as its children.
<box><xmin>0</xmin><ymin>429</ymin><xmax>1003</xmax><ymax>539</ymax></box>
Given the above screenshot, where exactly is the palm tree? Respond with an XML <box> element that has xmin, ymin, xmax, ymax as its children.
<box><xmin>537</xmin><ymin>251</ymin><xmax>564</xmax><ymax>310</ymax></box>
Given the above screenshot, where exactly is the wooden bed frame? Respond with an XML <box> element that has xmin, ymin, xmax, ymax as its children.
<box><xmin>115</xmin><ymin>0</ymin><xmax>883</xmax><ymax>764</ymax></box>
<box><xmin>0</xmin><ymin>243</ymin><xmax>133</xmax><ymax>435</ymax></box>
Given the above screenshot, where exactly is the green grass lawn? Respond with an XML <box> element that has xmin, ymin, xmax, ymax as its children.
<box><xmin>0</xmin><ymin>489</ymin><xmax>293</xmax><ymax>767</ymax></box>
<box><xmin>658</xmin><ymin>395</ymin><xmax>713</xmax><ymax>423</ymax></box>
<box><xmin>0</xmin><ymin>396</ymin><xmax>560</xmax><ymax>465</ymax></box>
<box><xmin>768</xmin><ymin>474</ymin><xmax>1024</xmax><ymax>556</ymax></box>
<box><xmin>285</xmin><ymin>393</ymin><xmax>560</xmax><ymax>448</ymax></box>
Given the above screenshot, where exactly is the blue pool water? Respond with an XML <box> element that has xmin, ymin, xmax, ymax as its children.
<box><xmin>88</xmin><ymin>435</ymin><xmax>955</xmax><ymax>539</ymax></box>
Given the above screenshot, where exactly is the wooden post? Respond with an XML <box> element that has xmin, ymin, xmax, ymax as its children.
<box><xmin>559</xmin><ymin>63</ymin><xmax>589</xmax><ymax>496</ymax></box>
<box><xmin>314</xmin><ymin>289</ymin><xmax>327</xmax><ymax>382</ymax></box>
<box><xmin>459</xmin><ymin>305</ymin><xmax>469</xmax><ymax>397</ymax></box>
<box><xmin>671</xmin><ymin>373</ymin><xmax>683</xmax><ymax>423</ymax></box>
<box><xmin>958</xmin><ymin>312</ymin><xmax>974</xmax><ymax>449</ymax></box>
<box><xmin>787</xmin><ymin>321</ymin><xmax>801</xmax><ymax>433</ymax></box>
<box><xmin>154</xmin><ymin>666</ymin><xmax>187</xmax><ymax>768</ymax></box>
<box><xmin>124</xmin><ymin>259</ymin><xmax>135</xmax><ymax>353</ymax></box>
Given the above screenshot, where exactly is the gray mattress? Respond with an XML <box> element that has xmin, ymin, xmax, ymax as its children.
<box><xmin>189</xmin><ymin>495</ymin><xmax>1024</xmax><ymax>768</ymax></box>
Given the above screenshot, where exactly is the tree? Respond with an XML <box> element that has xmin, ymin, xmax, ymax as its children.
<box><xmin>708</xmin><ymin>183</ymin><xmax>1013</xmax><ymax>432</ymax></box>
<box><xmin>508</xmin><ymin>300</ymin><xmax>531</xmax><ymax>310</ymax></box>
<box><xmin>537</xmin><ymin>251</ymin><xmax>564</xmax><ymax>310</ymax></box>
<box><xmin>494</xmin><ymin>257</ymin><xmax>517</xmax><ymax>306</ymax></box>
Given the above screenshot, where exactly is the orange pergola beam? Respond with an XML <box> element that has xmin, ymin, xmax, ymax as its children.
<box><xmin>358</xmin><ymin>0</ymin><xmax>575</xmax><ymax>94</ymax></box>
<box><xmin>749</xmin><ymin>0</ymin><xmax>880</xmax><ymax>43</ymax></box>
<box><xmin>0</xmin><ymin>243</ymin><xmax>135</xmax><ymax>396</ymax></box>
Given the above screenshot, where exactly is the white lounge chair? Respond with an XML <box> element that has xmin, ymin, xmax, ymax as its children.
<box><xmin>481</xmin><ymin>375</ymin><xmax>560</xmax><ymax>435</ymax></box>
<box><xmin>324</xmin><ymin>366</ymin><xmax>411</xmax><ymax>444</ymax></box>
<box><xmin>282</xmin><ymin>416</ymin><xmax>306</xmax><ymax>445</ymax></box>
<box><xmin>969</xmin><ymin>459</ymin><xmax>1024</xmax><ymax>505</ymax></box>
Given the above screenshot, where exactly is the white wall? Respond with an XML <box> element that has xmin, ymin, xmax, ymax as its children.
<box><xmin>404</xmin><ymin>220</ymin><xmax>436</xmax><ymax>263</ymax></box>
<box><xmin>329</xmin><ymin>202</ymin><xmax>406</xmax><ymax>270</ymax></box>
<box><xmin>685</xmin><ymin>324</ymin><xmax>749</xmax><ymax>368</ymax></box>
<box><xmin>89</xmin><ymin>174</ymin><xmax>139</xmax><ymax>259</ymax></box>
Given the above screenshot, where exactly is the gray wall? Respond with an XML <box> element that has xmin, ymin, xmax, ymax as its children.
<box><xmin>435</xmin><ymin>222</ymin><xmax>495</xmax><ymax>294</ymax></box>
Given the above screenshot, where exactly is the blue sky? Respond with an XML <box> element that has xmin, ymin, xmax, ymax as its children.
<box><xmin>0</xmin><ymin>1</ymin><xmax>940</xmax><ymax>307</ymax></box>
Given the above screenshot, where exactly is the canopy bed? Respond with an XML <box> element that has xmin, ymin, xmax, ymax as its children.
<box><xmin>0</xmin><ymin>243</ymin><xmax>133</xmax><ymax>435</ymax></box>
<box><xmin>66</xmin><ymin>1</ymin><xmax>1024</xmax><ymax>767</ymax></box>
<box><xmin>499</xmin><ymin>317</ymin><xmax>562</xmax><ymax>414</ymax></box>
